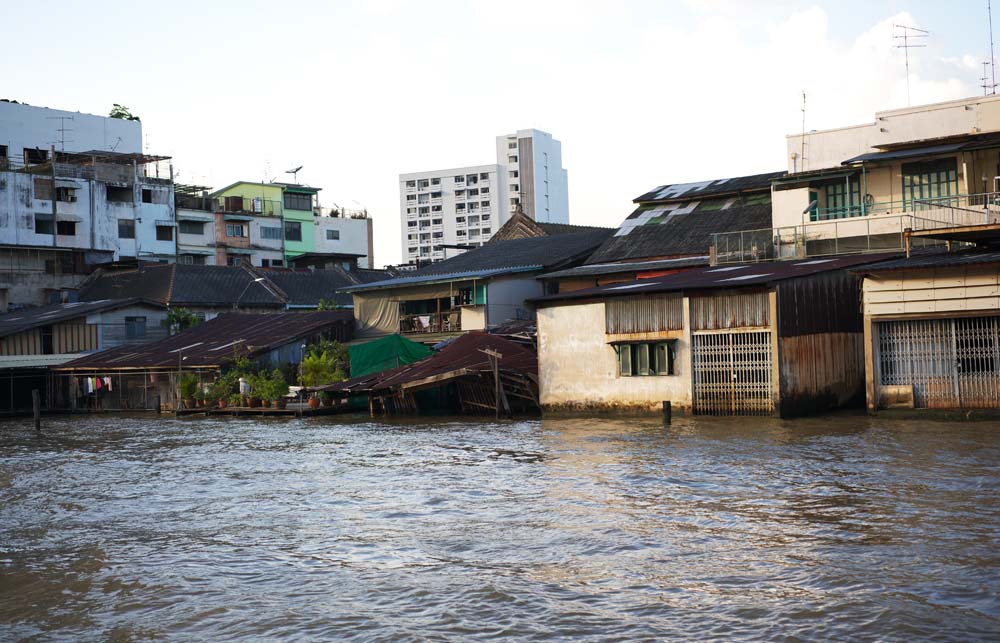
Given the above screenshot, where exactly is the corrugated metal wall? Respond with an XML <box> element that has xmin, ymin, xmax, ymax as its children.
<box><xmin>0</xmin><ymin>323</ymin><xmax>98</xmax><ymax>355</ymax></box>
<box><xmin>690</xmin><ymin>290</ymin><xmax>769</xmax><ymax>330</ymax></box>
<box><xmin>778</xmin><ymin>271</ymin><xmax>863</xmax><ymax>337</ymax></box>
<box><xmin>605</xmin><ymin>294</ymin><xmax>683</xmax><ymax>334</ymax></box>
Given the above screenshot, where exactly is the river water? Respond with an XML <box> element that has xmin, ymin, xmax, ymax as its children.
<box><xmin>0</xmin><ymin>413</ymin><xmax>997</xmax><ymax>642</ymax></box>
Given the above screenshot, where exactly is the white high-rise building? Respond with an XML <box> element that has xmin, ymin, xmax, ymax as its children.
<box><xmin>495</xmin><ymin>129</ymin><xmax>569</xmax><ymax>224</ymax></box>
<box><xmin>399</xmin><ymin>128</ymin><xmax>569</xmax><ymax>264</ymax></box>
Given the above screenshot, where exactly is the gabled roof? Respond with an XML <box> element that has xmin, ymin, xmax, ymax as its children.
<box><xmin>345</xmin><ymin>229</ymin><xmax>612</xmax><ymax>293</ymax></box>
<box><xmin>534</xmin><ymin>253</ymin><xmax>900</xmax><ymax>305</ymax></box>
<box><xmin>57</xmin><ymin>311</ymin><xmax>354</xmax><ymax>371</ymax></box>
<box><xmin>0</xmin><ymin>298</ymin><xmax>165</xmax><ymax>339</ymax></box>
<box><xmin>489</xmin><ymin>209</ymin><xmax>609</xmax><ymax>242</ymax></box>
<box><xmin>539</xmin><ymin>256</ymin><xmax>710</xmax><ymax>281</ymax></box>
<box><xmin>80</xmin><ymin>264</ymin><xmax>285</xmax><ymax>308</ymax></box>
<box><xmin>585</xmin><ymin>202</ymin><xmax>772</xmax><ymax>265</ymax></box>
<box><xmin>259</xmin><ymin>267</ymin><xmax>396</xmax><ymax>308</ymax></box>
<box><xmin>634</xmin><ymin>171</ymin><xmax>784</xmax><ymax>203</ymax></box>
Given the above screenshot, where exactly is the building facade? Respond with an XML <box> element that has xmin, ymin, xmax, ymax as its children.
<box><xmin>398</xmin><ymin>128</ymin><xmax>570</xmax><ymax>265</ymax></box>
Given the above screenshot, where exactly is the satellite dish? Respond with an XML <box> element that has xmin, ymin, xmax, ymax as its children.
<box><xmin>285</xmin><ymin>166</ymin><xmax>303</xmax><ymax>183</ymax></box>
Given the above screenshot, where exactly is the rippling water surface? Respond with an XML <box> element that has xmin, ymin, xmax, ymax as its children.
<box><xmin>1</xmin><ymin>413</ymin><xmax>998</xmax><ymax>642</ymax></box>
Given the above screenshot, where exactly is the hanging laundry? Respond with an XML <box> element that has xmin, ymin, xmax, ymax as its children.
<box><xmin>103</xmin><ymin>377</ymin><xmax>112</xmax><ymax>391</ymax></box>
<box><xmin>95</xmin><ymin>377</ymin><xmax>103</xmax><ymax>391</ymax></box>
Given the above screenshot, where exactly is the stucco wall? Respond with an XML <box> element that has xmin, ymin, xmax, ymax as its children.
<box><xmin>0</xmin><ymin>102</ymin><xmax>142</xmax><ymax>157</ymax></box>
<box><xmin>537</xmin><ymin>301</ymin><xmax>692</xmax><ymax>412</ymax></box>
<box><xmin>486</xmin><ymin>275</ymin><xmax>542</xmax><ymax>325</ymax></box>
<box><xmin>314</xmin><ymin>216</ymin><xmax>372</xmax><ymax>267</ymax></box>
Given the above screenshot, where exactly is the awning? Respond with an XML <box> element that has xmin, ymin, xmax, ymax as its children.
<box><xmin>177</xmin><ymin>213</ymin><xmax>214</xmax><ymax>222</ymax></box>
<box><xmin>843</xmin><ymin>142</ymin><xmax>966</xmax><ymax>165</ymax></box>
<box><xmin>0</xmin><ymin>353</ymin><xmax>84</xmax><ymax>369</ymax></box>
<box><xmin>225</xmin><ymin>247</ymin><xmax>254</xmax><ymax>255</ymax></box>
<box><xmin>178</xmin><ymin>248</ymin><xmax>214</xmax><ymax>256</ymax></box>
<box><xmin>154</xmin><ymin>220</ymin><xmax>177</xmax><ymax>227</ymax></box>
<box><xmin>223</xmin><ymin>214</ymin><xmax>254</xmax><ymax>222</ymax></box>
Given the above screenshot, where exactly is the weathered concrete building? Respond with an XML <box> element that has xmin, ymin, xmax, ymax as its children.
<box><xmin>533</xmin><ymin>255</ymin><xmax>891</xmax><ymax>417</ymax></box>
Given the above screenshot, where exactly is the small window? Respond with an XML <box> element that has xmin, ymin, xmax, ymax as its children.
<box><xmin>270</xmin><ymin>259</ymin><xmax>283</xmax><ymax>268</ymax></box>
<box><xmin>56</xmin><ymin>220</ymin><xmax>76</xmax><ymax>236</ymax></box>
<box><xmin>406</xmin><ymin>194</ymin><xmax>416</xmax><ymax>202</ymax></box>
<box><xmin>431</xmin><ymin>177</ymin><xmax>441</xmax><ymax>185</ymax></box>
<box><xmin>142</xmin><ymin>188</ymin><xmax>153</xmax><ymax>203</ymax></box>
<box><xmin>179</xmin><ymin>221</ymin><xmax>204</xmax><ymax>235</ymax></box>
<box><xmin>55</xmin><ymin>186</ymin><xmax>77</xmax><ymax>202</ymax></box>
<box><xmin>509</xmin><ymin>170</ymin><xmax>518</xmax><ymax>179</ymax></box>
<box><xmin>480</xmin><ymin>172</ymin><xmax>489</xmax><ymax>180</ymax></box>
<box><xmin>454</xmin><ymin>176</ymin><xmax>465</xmax><ymax>183</ymax></box>
<box><xmin>405</xmin><ymin>180</ymin><xmax>416</xmax><ymax>188</ymax></box>
<box><xmin>617</xmin><ymin>342</ymin><xmax>676</xmax><ymax>377</ymax></box>
<box><xmin>260</xmin><ymin>226</ymin><xmax>282</xmax><ymax>240</ymax></box>
<box><xmin>117</xmin><ymin>219</ymin><xmax>135</xmax><ymax>239</ymax></box>
<box><xmin>178</xmin><ymin>254</ymin><xmax>206</xmax><ymax>265</ymax></box>
<box><xmin>156</xmin><ymin>225</ymin><xmax>174</xmax><ymax>241</ymax></box>
<box><xmin>226</xmin><ymin>255</ymin><xmax>243</xmax><ymax>266</ymax></box>
<box><xmin>326</xmin><ymin>229</ymin><xmax>340</xmax><ymax>240</ymax></box>
<box><xmin>225</xmin><ymin>223</ymin><xmax>245</xmax><ymax>238</ymax></box>
<box><xmin>125</xmin><ymin>316</ymin><xmax>147</xmax><ymax>339</ymax></box>
<box><xmin>34</xmin><ymin>213</ymin><xmax>54</xmax><ymax>235</ymax></box>
<box><xmin>284</xmin><ymin>221</ymin><xmax>302</xmax><ymax>241</ymax></box>
<box><xmin>508</xmin><ymin>142</ymin><xmax>516</xmax><ymax>149</ymax></box>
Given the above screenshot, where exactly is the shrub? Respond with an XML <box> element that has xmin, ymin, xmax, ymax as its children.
<box><xmin>179</xmin><ymin>373</ymin><xmax>199</xmax><ymax>399</ymax></box>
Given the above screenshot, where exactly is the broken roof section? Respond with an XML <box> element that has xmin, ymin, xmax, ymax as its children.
<box><xmin>58</xmin><ymin>311</ymin><xmax>354</xmax><ymax>371</ymax></box>
<box><xmin>633</xmin><ymin>171</ymin><xmax>785</xmax><ymax>203</ymax></box>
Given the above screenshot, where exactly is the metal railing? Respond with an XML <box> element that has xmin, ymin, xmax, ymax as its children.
<box><xmin>811</xmin><ymin>192</ymin><xmax>1000</xmax><ymax>221</ymax></box>
<box><xmin>400</xmin><ymin>311</ymin><xmax>461</xmax><ymax>334</ymax></box>
<box><xmin>712</xmin><ymin>192</ymin><xmax>1000</xmax><ymax>264</ymax></box>
<box><xmin>216</xmin><ymin>196</ymin><xmax>282</xmax><ymax>217</ymax></box>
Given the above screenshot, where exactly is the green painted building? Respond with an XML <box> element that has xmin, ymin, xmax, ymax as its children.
<box><xmin>276</xmin><ymin>183</ymin><xmax>321</xmax><ymax>260</ymax></box>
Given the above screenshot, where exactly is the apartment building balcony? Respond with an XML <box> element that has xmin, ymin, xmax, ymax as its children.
<box><xmin>711</xmin><ymin>192</ymin><xmax>1000</xmax><ymax>264</ymax></box>
<box><xmin>216</xmin><ymin>195</ymin><xmax>282</xmax><ymax>218</ymax></box>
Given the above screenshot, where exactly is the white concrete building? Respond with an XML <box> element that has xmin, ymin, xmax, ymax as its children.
<box><xmin>0</xmin><ymin>100</ymin><xmax>142</xmax><ymax>162</ymax></box>
<box><xmin>314</xmin><ymin>212</ymin><xmax>375</xmax><ymax>269</ymax></box>
<box><xmin>495</xmin><ymin>128</ymin><xmax>569</xmax><ymax>224</ymax></box>
<box><xmin>399</xmin><ymin>128</ymin><xmax>569</xmax><ymax>264</ymax></box>
<box><xmin>399</xmin><ymin>165</ymin><xmax>502</xmax><ymax>264</ymax></box>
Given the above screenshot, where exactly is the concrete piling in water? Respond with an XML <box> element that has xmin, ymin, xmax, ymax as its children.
<box><xmin>662</xmin><ymin>400</ymin><xmax>671</xmax><ymax>424</ymax></box>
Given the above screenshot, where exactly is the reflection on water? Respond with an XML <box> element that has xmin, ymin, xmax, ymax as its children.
<box><xmin>1</xmin><ymin>413</ymin><xmax>997</xmax><ymax>642</ymax></box>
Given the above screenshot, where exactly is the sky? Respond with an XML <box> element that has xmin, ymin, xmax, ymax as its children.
<box><xmin>2</xmin><ymin>1</ymin><xmax>995</xmax><ymax>266</ymax></box>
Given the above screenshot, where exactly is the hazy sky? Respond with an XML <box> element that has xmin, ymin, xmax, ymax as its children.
<box><xmin>2</xmin><ymin>1</ymin><xmax>994</xmax><ymax>265</ymax></box>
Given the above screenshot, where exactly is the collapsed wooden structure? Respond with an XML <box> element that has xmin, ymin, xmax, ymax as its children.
<box><xmin>315</xmin><ymin>332</ymin><xmax>539</xmax><ymax>417</ymax></box>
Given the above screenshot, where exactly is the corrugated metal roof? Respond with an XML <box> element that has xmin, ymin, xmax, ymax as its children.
<box><xmin>57</xmin><ymin>311</ymin><xmax>354</xmax><ymax>370</ymax></box>
<box><xmin>634</xmin><ymin>171</ymin><xmax>785</xmax><ymax>203</ymax></box>
<box><xmin>0</xmin><ymin>299</ymin><xmax>165</xmax><ymax>339</ymax></box>
<box><xmin>341</xmin><ymin>267</ymin><xmax>540</xmax><ymax>293</ymax></box>
<box><xmin>534</xmin><ymin>253</ymin><xmax>901</xmax><ymax>305</ymax></box>
<box><xmin>0</xmin><ymin>353</ymin><xmax>85</xmax><ymax>369</ymax></box>
<box><xmin>538</xmin><ymin>256</ymin><xmax>710</xmax><ymax>280</ymax></box>
<box><xmin>849</xmin><ymin>249</ymin><xmax>1000</xmax><ymax>273</ymax></box>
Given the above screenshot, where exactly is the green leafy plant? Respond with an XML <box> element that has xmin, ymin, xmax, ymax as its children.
<box><xmin>164</xmin><ymin>307</ymin><xmax>201</xmax><ymax>334</ymax></box>
<box><xmin>317</xmin><ymin>298</ymin><xmax>338</xmax><ymax>311</ymax></box>
<box><xmin>300</xmin><ymin>351</ymin><xmax>344</xmax><ymax>387</ymax></box>
<box><xmin>109</xmin><ymin>104</ymin><xmax>140</xmax><ymax>121</ymax></box>
<box><xmin>179</xmin><ymin>373</ymin><xmax>199</xmax><ymax>399</ymax></box>
<box><xmin>267</xmin><ymin>369</ymin><xmax>288</xmax><ymax>401</ymax></box>
<box><xmin>227</xmin><ymin>393</ymin><xmax>242</xmax><ymax>406</ymax></box>
<box><xmin>305</xmin><ymin>339</ymin><xmax>349</xmax><ymax>375</ymax></box>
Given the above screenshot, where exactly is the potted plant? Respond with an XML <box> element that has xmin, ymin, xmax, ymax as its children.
<box><xmin>179</xmin><ymin>373</ymin><xmax>198</xmax><ymax>409</ymax></box>
<box><xmin>320</xmin><ymin>391</ymin><xmax>334</xmax><ymax>407</ymax></box>
<box><xmin>227</xmin><ymin>393</ymin><xmax>242</xmax><ymax>408</ymax></box>
<box><xmin>269</xmin><ymin>369</ymin><xmax>289</xmax><ymax>409</ymax></box>
<box><xmin>194</xmin><ymin>387</ymin><xmax>208</xmax><ymax>408</ymax></box>
<box><xmin>246</xmin><ymin>373</ymin><xmax>263</xmax><ymax>408</ymax></box>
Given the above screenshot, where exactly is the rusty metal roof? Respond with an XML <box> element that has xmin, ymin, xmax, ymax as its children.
<box><xmin>57</xmin><ymin>311</ymin><xmax>353</xmax><ymax>371</ymax></box>
<box><xmin>319</xmin><ymin>332</ymin><xmax>536</xmax><ymax>394</ymax></box>
<box><xmin>849</xmin><ymin>248</ymin><xmax>1000</xmax><ymax>273</ymax></box>
<box><xmin>533</xmin><ymin>253</ymin><xmax>901</xmax><ymax>305</ymax></box>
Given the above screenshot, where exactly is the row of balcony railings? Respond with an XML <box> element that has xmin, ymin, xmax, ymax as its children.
<box><xmin>710</xmin><ymin>192</ymin><xmax>1000</xmax><ymax>264</ymax></box>
<box><xmin>399</xmin><ymin>311</ymin><xmax>461</xmax><ymax>334</ymax></box>
<box><xmin>0</xmin><ymin>152</ymin><xmax>171</xmax><ymax>185</ymax></box>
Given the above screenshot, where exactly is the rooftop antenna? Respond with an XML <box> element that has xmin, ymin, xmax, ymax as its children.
<box><xmin>285</xmin><ymin>165</ymin><xmax>303</xmax><ymax>184</ymax></box>
<box><xmin>799</xmin><ymin>91</ymin><xmax>806</xmax><ymax>172</ymax></box>
<box><xmin>990</xmin><ymin>0</ymin><xmax>998</xmax><ymax>95</ymax></box>
<box><xmin>982</xmin><ymin>61</ymin><xmax>996</xmax><ymax>96</ymax></box>
<box><xmin>894</xmin><ymin>24</ymin><xmax>929</xmax><ymax>106</ymax></box>
<box><xmin>264</xmin><ymin>160</ymin><xmax>274</xmax><ymax>183</ymax></box>
<box><xmin>45</xmin><ymin>115</ymin><xmax>74</xmax><ymax>151</ymax></box>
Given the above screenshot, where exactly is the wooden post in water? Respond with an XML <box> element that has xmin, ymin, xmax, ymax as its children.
<box><xmin>662</xmin><ymin>400</ymin><xmax>672</xmax><ymax>424</ymax></box>
<box><xmin>32</xmin><ymin>389</ymin><xmax>40</xmax><ymax>431</ymax></box>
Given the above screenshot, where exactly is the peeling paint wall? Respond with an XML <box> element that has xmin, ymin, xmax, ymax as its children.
<box><xmin>537</xmin><ymin>300</ymin><xmax>692</xmax><ymax>412</ymax></box>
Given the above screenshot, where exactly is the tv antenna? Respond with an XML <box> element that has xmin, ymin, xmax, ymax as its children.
<box><xmin>45</xmin><ymin>115</ymin><xmax>74</xmax><ymax>151</ymax></box>
<box><xmin>989</xmin><ymin>0</ymin><xmax>998</xmax><ymax>95</ymax></box>
<box><xmin>799</xmin><ymin>91</ymin><xmax>806</xmax><ymax>172</ymax></box>
<box><xmin>982</xmin><ymin>61</ymin><xmax>997</xmax><ymax>96</ymax></box>
<box><xmin>285</xmin><ymin>165</ymin><xmax>303</xmax><ymax>184</ymax></box>
<box><xmin>894</xmin><ymin>24</ymin><xmax>929</xmax><ymax>106</ymax></box>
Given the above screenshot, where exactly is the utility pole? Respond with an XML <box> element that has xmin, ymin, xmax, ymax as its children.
<box><xmin>990</xmin><ymin>0</ymin><xmax>998</xmax><ymax>95</ymax></box>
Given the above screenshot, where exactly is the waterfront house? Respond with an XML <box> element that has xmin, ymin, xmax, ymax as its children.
<box><xmin>342</xmin><ymin>227</ymin><xmax>611</xmax><ymax>342</ymax></box>
<box><xmin>0</xmin><ymin>298</ymin><xmax>167</xmax><ymax>412</ymax></box>
<box><xmin>850</xmin><ymin>249</ymin><xmax>1000</xmax><ymax>413</ymax></box>
<box><xmin>53</xmin><ymin>310</ymin><xmax>354</xmax><ymax>411</ymax></box>
<box><xmin>533</xmin><ymin>254</ymin><xmax>894</xmax><ymax>417</ymax></box>
<box><xmin>538</xmin><ymin>171</ymin><xmax>783</xmax><ymax>293</ymax></box>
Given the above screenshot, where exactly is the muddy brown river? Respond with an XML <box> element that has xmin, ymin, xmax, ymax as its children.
<box><xmin>0</xmin><ymin>413</ymin><xmax>997</xmax><ymax>642</ymax></box>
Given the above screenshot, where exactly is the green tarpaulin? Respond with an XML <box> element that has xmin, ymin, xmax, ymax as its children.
<box><xmin>349</xmin><ymin>334</ymin><xmax>432</xmax><ymax>378</ymax></box>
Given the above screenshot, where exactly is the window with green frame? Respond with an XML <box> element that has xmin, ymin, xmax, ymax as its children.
<box><xmin>824</xmin><ymin>180</ymin><xmax>861</xmax><ymax>218</ymax></box>
<box><xmin>901</xmin><ymin>158</ymin><xmax>958</xmax><ymax>210</ymax></box>
<box><xmin>616</xmin><ymin>341</ymin><xmax>676</xmax><ymax>376</ymax></box>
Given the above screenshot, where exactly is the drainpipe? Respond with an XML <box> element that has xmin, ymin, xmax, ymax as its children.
<box><xmin>50</xmin><ymin>146</ymin><xmax>57</xmax><ymax>250</ymax></box>
<box><xmin>90</xmin><ymin>153</ymin><xmax>96</xmax><ymax>252</ymax></box>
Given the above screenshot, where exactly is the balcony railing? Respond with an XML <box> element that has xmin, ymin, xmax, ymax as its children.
<box><xmin>400</xmin><ymin>311</ymin><xmax>461</xmax><ymax>333</ymax></box>
<box><xmin>711</xmin><ymin>192</ymin><xmax>1000</xmax><ymax>264</ymax></box>
<box><xmin>217</xmin><ymin>195</ymin><xmax>282</xmax><ymax>217</ymax></box>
